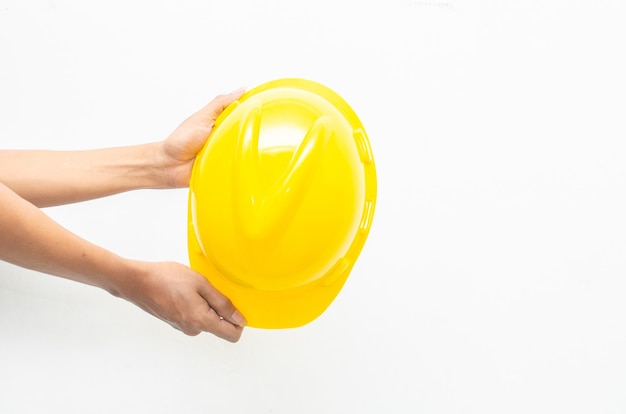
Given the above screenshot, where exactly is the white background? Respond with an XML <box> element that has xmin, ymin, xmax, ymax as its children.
<box><xmin>1</xmin><ymin>1</ymin><xmax>626</xmax><ymax>413</ymax></box>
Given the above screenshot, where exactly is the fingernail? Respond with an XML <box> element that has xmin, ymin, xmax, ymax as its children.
<box><xmin>231</xmin><ymin>310</ymin><xmax>247</xmax><ymax>327</ymax></box>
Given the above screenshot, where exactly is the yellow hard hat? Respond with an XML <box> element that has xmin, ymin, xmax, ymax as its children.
<box><xmin>188</xmin><ymin>78</ymin><xmax>377</xmax><ymax>328</ymax></box>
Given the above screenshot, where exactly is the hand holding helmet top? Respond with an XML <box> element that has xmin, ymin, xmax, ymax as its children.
<box><xmin>188</xmin><ymin>78</ymin><xmax>377</xmax><ymax>328</ymax></box>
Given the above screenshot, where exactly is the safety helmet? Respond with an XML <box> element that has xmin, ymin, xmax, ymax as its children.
<box><xmin>188</xmin><ymin>78</ymin><xmax>377</xmax><ymax>328</ymax></box>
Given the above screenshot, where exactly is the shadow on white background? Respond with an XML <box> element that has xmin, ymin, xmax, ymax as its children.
<box><xmin>1</xmin><ymin>1</ymin><xmax>626</xmax><ymax>413</ymax></box>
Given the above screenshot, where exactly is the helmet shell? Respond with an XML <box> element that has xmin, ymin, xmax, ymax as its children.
<box><xmin>188</xmin><ymin>78</ymin><xmax>376</xmax><ymax>328</ymax></box>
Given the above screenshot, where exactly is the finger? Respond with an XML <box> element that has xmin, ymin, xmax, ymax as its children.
<box><xmin>196</xmin><ymin>274</ymin><xmax>247</xmax><ymax>327</ymax></box>
<box><xmin>200</xmin><ymin>87</ymin><xmax>246</xmax><ymax>120</ymax></box>
<box><xmin>202</xmin><ymin>309</ymin><xmax>244</xmax><ymax>343</ymax></box>
<box><xmin>187</xmin><ymin>302</ymin><xmax>243</xmax><ymax>342</ymax></box>
<box><xmin>175</xmin><ymin>293</ymin><xmax>243</xmax><ymax>342</ymax></box>
<box><xmin>215</xmin><ymin>320</ymin><xmax>244</xmax><ymax>343</ymax></box>
<box><xmin>180</xmin><ymin>326</ymin><xmax>202</xmax><ymax>337</ymax></box>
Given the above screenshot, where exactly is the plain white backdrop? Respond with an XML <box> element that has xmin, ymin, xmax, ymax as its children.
<box><xmin>1</xmin><ymin>1</ymin><xmax>626</xmax><ymax>413</ymax></box>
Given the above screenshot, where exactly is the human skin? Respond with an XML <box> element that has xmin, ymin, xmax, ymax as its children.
<box><xmin>0</xmin><ymin>88</ymin><xmax>247</xmax><ymax>342</ymax></box>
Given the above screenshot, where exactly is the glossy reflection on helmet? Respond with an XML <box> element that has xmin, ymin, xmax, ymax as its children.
<box><xmin>188</xmin><ymin>78</ymin><xmax>377</xmax><ymax>329</ymax></box>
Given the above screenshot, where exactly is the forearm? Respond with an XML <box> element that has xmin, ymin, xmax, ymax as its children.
<box><xmin>0</xmin><ymin>182</ymin><xmax>245</xmax><ymax>341</ymax></box>
<box><xmin>0</xmin><ymin>143</ymin><xmax>168</xmax><ymax>207</ymax></box>
<box><xmin>0</xmin><ymin>182</ymin><xmax>136</xmax><ymax>295</ymax></box>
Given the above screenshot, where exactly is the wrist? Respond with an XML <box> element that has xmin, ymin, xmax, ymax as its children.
<box><xmin>105</xmin><ymin>257</ymin><xmax>148</xmax><ymax>299</ymax></box>
<box><xmin>142</xmin><ymin>141</ymin><xmax>172</xmax><ymax>189</ymax></box>
<box><xmin>152</xmin><ymin>141</ymin><xmax>187</xmax><ymax>189</ymax></box>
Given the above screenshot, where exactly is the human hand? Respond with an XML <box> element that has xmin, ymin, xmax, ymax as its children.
<box><xmin>117</xmin><ymin>260</ymin><xmax>246</xmax><ymax>342</ymax></box>
<box><xmin>158</xmin><ymin>88</ymin><xmax>246</xmax><ymax>188</ymax></box>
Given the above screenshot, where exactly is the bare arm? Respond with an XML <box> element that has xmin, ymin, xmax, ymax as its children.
<box><xmin>0</xmin><ymin>89</ymin><xmax>247</xmax><ymax>341</ymax></box>
<box><xmin>0</xmin><ymin>88</ymin><xmax>245</xmax><ymax>207</ymax></box>
<box><xmin>0</xmin><ymin>144</ymin><xmax>164</xmax><ymax>207</ymax></box>
<box><xmin>0</xmin><ymin>182</ymin><xmax>245</xmax><ymax>341</ymax></box>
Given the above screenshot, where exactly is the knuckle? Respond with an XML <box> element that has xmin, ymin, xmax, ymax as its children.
<box><xmin>228</xmin><ymin>332</ymin><xmax>242</xmax><ymax>343</ymax></box>
<box><xmin>182</xmin><ymin>326</ymin><xmax>201</xmax><ymax>336</ymax></box>
<box><xmin>186</xmin><ymin>313</ymin><xmax>205</xmax><ymax>329</ymax></box>
<box><xmin>213</xmin><ymin>296</ymin><xmax>232</xmax><ymax>311</ymax></box>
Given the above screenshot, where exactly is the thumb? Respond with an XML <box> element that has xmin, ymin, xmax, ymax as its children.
<box><xmin>201</xmin><ymin>87</ymin><xmax>246</xmax><ymax>121</ymax></box>
<box><xmin>196</xmin><ymin>274</ymin><xmax>247</xmax><ymax>327</ymax></box>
